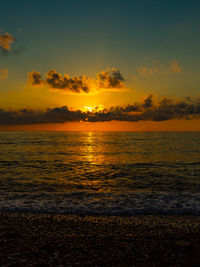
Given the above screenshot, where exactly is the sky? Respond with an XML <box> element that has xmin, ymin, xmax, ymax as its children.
<box><xmin>0</xmin><ymin>0</ymin><xmax>200</xmax><ymax>131</ymax></box>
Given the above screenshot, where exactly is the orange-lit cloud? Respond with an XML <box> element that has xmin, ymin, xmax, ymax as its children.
<box><xmin>28</xmin><ymin>68</ymin><xmax>125</xmax><ymax>94</ymax></box>
<box><xmin>137</xmin><ymin>66</ymin><xmax>158</xmax><ymax>76</ymax></box>
<box><xmin>28</xmin><ymin>71</ymin><xmax>43</xmax><ymax>85</ymax></box>
<box><xmin>0</xmin><ymin>31</ymin><xmax>15</xmax><ymax>53</ymax></box>
<box><xmin>0</xmin><ymin>68</ymin><xmax>8</xmax><ymax>80</ymax></box>
<box><xmin>163</xmin><ymin>59</ymin><xmax>181</xmax><ymax>75</ymax></box>
<box><xmin>0</xmin><ymin>95</ymin><xmax>199</xmax><ymax>125</ymax></box>
<box><xmin>137</xmin><ymin>59</ymin><xmax>181</xmax><ymax>76</ymax></box>
<box><xmin>97</xmin><ymin>69</ymin><xmax>125</xmax><ymax>89</ymax></box>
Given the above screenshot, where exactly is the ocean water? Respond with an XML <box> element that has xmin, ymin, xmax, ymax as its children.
<box><xmin>0</xmin><ymin>131</ymin><xmax>200</xmax><ymax>215</ymax></box>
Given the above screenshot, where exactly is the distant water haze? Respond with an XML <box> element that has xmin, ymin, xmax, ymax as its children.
<box><xmin>0</xmin><ymin>132</ymin><xmax>200</xmax><ymax>215</ymax></box>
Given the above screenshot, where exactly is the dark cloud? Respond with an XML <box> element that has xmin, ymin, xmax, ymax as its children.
<box><xmin>0</xmin><ymin>96</ymin><xmax>200</xmax><ymax>125</ymax></box>
<box><xmin>0</xmin><ymin>107</ymin><xmax>86</xmax><ymax>125</ymax></box>
<box><xmin>97</xmin><ymin>69</ymin><xmax>125</xmax><ymax>89</ymax></box>
<box><xmin>45</xmin><ymin>70</ymin><xmax>90</xmax><ymax>93</ymax></box>
<box><xmin>0</xmin><ymin>32</ymin><xmax>15</xmax><ymax>54</ymax></box>
<box><xmin>142</xmin><ymin>94</ymin><xmax>154</xmax><ymax>108</ymax></box>
<box><xmin>28</xmin><ymin>69</ymin><xmax>125</xmax><ymax>93</ymax></box>
<box><xmin>29</xmin><ymin>70</ymin><xmax>91</xmax><ymax>93</ymax></box>
<box><xmin>28</xmin><ymin>71</ymin><xmax>43</xmax><ymax>85</ymax></box>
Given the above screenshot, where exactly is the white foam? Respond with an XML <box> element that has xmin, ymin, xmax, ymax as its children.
<box><xmin>1</xmin><ymin>193</ymin><xmax>200</xmax><ymax>215</ymax></box>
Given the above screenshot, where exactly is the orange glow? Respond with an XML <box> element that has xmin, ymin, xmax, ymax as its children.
<box><xmin>1</xmin><ymin>119</ymin><xmax>200</xmax><ymax>132</ymax></box>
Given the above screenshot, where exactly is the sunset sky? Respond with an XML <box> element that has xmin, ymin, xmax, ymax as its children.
<box><xmin>0</xmin><ymin>0</ymin><xmax>200</xmax><ymax>131</ymax></box>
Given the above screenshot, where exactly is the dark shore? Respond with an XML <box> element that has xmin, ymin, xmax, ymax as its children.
<box><xmin>1</xmin><ymin>212</ymin><xmax>200</xmax><ymax>266</ymax></box>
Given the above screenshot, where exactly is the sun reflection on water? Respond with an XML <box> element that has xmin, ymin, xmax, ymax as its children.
<box><xmin>85</xmin><ymin>132</ymin><xmax>95</xmax><ymax>164</ymax></box>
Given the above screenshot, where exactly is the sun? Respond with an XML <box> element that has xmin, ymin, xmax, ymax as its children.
<box><xmin>81</xmin><ymin>104</ymin><xmax>105</xmax><ymax>113</ymax></box>
<box><xmin>82</xmin><ymin>106</ymin><xmax>94</xmax><ymax>113</ymax></box>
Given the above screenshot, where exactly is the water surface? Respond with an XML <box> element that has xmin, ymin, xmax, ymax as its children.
<box><xmin>0</xmin><ymin>132</ymin><xmax>200</xmax><ymax>215</ymax></box>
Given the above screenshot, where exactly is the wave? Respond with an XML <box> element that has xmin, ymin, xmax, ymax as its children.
<box><xmin>1</xmin><ymin>193</ymin><xmax>200</xmax><ymax>215</ymax></box>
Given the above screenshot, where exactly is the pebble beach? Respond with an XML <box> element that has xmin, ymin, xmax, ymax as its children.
<box><xmin>1</xmin><ymin>212</ymin><xmax>200</xmax><ymax>266</ymax></box>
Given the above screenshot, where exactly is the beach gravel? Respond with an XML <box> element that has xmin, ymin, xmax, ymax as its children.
<box><xmin>1</xmin><ymin>212</ymin><xmax>200</xmax><ymax>266</ymax></box>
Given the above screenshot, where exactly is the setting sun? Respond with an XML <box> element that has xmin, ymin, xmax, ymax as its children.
<box><xmin>82</xmin><ymin>106</ymin><xmax>94</xmax><ymax>113</ymax></box>
<box><xmin>81</xmin><ymin>104</ymin><xmax>105</xmax><ymax>113</ymax></box>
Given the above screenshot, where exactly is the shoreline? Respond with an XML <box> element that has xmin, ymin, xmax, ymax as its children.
<box><xmin>1</xmin><ymin>212</ymin><xmax>200</xmax><ymax>266</ymax></box>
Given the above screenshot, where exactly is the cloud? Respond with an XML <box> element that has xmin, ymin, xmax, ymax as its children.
<box><xmin>0</xmin><ymin>107</ymin><xmax>86</xmax><ymax>125</ymax></box>
<box><xmin>45</xmin><ymin>70</ymin><xmax>91</xmax><ymax>93</ymax></box>
<box><xmin>137</xmin><ymin>59</ymin><xmax>181</xmax><ymax>76</ymax></box>
<box><xmin>142</xmin><ymin>94</ymin><xmax>154</xmax><ymax>108</ymax></box>
<box><xmin>28</xmin><ymin>69</ymin><xmax>125</xmax><ymax>93</ymax></box>
<box><xmin>137</xmin><ymin>66</ymin><xmax>158</xmax><ymax>76</ymax></box>
<box><xmin>0</xmin><ymin>32</ymin><xmax>15</xmax><ymax>53</ymax></box>
<box><xmin>168</xmin><ymin>59</ymin><xmax>181</xmax><ymax>73</ymax></box>
<box><xmin>28</xmin><ymin>71</ymin><xmax>43</xmax><ymax>86</ymax></box>
<box><xmin>97</xmin><ymin>69</ymin><xmax>125</xmax><ymax>89</ymax></box>
<box><xmin>0</xmin><ymin>95</ymin><xmax>199</xmax><ymax>125</ymax></box>
<box><xmin>0</xmin><ymin>68</ymin><xmax>8</xmax><ymax>80</ymax></box>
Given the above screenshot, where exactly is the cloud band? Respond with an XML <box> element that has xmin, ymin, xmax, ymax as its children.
<box><xmin>0</xmin><ymin>95</ymin><xmax>199</xmax><ymax>125</ymax></box>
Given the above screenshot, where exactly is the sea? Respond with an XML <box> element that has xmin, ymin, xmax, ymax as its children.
<box><xmin>0</xmin><ymin>131</ymin><xmax>200</xmax><ymax>215</ymax></box>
